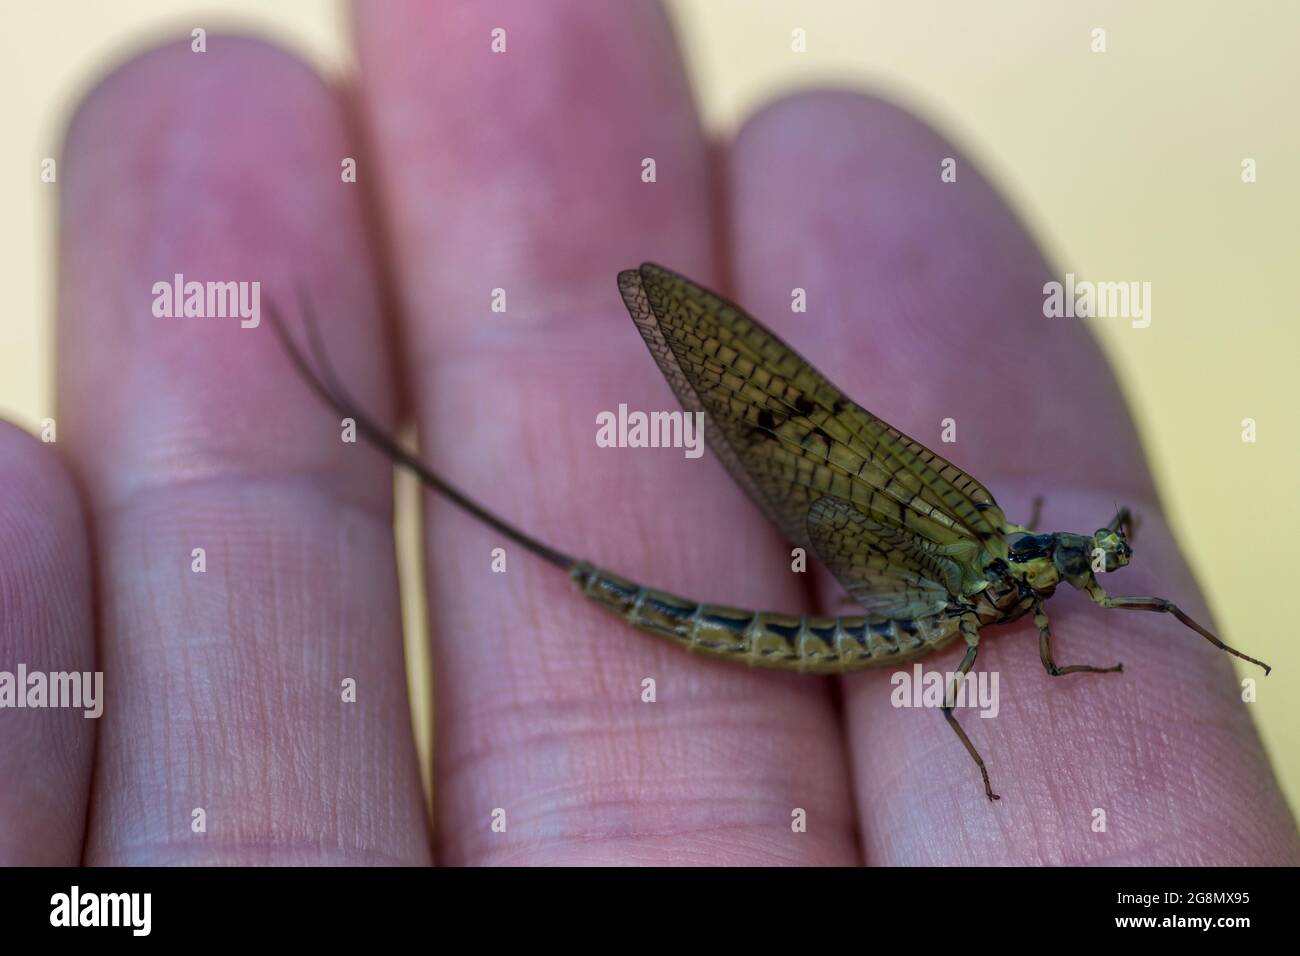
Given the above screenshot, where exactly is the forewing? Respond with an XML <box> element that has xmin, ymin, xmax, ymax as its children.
<box><xmin>806</xmin><ymin>496</ymin><xmax>961</xmax><ymax>617</ymax></box>
<box><xmin>617</xmin><ymin>263</ymin><xmax>1009</xmax><ymax>575</ymax></box>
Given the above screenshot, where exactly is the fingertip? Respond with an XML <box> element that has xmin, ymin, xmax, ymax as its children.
<box><xmin>57</xmin><ymin>29</ymin><xmax>394</xmax><ymax>514</ymax></box>
<box><xmin>737</xmin><ymin>89</ymin><xmax>938</xmax><ymax>151</ymax></box>
<box><xmin>0</xmin><ymin>420</ymin><xmax>86</xmax><ymax>538</ymax></box>
<box><xmin>61</xmin><ymin>32</ymin><xmax>329</xmax><ymax>187</ymax></box>
<box><xmin>726</xmin><ymin>86</ymin><xmax>1152</xmax><ymax>499</ymax></box>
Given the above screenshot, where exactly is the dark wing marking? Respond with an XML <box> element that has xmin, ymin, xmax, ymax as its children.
<box><xmin>617</xmin><ymin>263</ymin><xmax>1008</xmax><ymax>580</ymax></box>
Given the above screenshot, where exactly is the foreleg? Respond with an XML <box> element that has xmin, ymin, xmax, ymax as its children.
<box><xmin>1086</xmin><ymin>583</ymin><xmax>1270</xmax><ymax>674</ymax></box>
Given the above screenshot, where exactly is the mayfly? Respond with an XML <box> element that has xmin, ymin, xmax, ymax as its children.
<box><xmin>267</xmin><ymin>263</ymin><xmax>1270</xmax><ymax>801</ymax></box>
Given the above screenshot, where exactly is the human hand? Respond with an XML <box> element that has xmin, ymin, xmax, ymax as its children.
<box><xmin>6</xmin><ymin>0</ymin><xmax>1296</xmax><ymax>865</ymax></box>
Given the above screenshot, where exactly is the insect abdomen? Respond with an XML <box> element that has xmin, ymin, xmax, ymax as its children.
<box><xmin>570</xmin><ymin>562</ymin><xmax>957</xmax><ymax>673</ymax></box>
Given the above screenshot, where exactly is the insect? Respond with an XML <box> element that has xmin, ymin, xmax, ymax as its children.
<box><xmin>267</xmin><ymin>263</ymin><xmax>1270</xmax><ymax>801</ymax></box>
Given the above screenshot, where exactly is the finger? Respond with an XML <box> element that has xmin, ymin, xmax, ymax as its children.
<box><xmin>726</xmin><ymin>92</ymin><xmax>1299</xmax><ymax>863</ymax></box>
<box><xmin>0</xmin><ymin>424</ymin><xmax>96</xmax><ymax>864</ymax></box>
<box><xmin>59</xmin><ymin>38</ymin><xmax>429</xmax><ymax>864</ymax></box>
<box><xmin>355</xmin><ymin>1</ymin><xmax>857</xmax><ymax>864</ymax></box>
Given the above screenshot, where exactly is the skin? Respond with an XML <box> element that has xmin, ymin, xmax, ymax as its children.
<box><xmin>2</xmin><ymin>0</ymin><xmax>1295</xmax><ymax>865</ymax></box>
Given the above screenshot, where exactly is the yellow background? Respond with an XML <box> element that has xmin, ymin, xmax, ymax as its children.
<box><xmin>2</xmin><ymin>1</ymin><xmax>1296</xmax><ymax>813</ymax></box>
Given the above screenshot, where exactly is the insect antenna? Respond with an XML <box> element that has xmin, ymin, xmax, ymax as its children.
<box><xmin>264</xmin><ymin>290</ymin><xmax>578</xmax><ymax>574</ymax></box>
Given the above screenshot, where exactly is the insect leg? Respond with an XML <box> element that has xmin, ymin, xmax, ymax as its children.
<box><xmin>942</xmin><ymin>623</ymin><xmax>999</xmax><ymax>801</ymax></box>
<box><xmin>1026</xmin><ymin>495</ymin><xmax>1045</xmax><ymax>531</ymax></box>
<box><xmin>1034</xmin><ymin>604</ymin><xmax>1123</xmax><ymax>676</ymax></box>
<box><xmin>1086</xmin><ymin>583</ymin><xmax>1271</xmax><ymax>674</ymax></box>
<box><xmin>1106</xmin><ymin>506</ymin><xmax>1138</xmax><ymax>541</ymax></box>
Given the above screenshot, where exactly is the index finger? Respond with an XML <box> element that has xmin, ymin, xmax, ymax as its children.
<box><xmin>725</xmin><ymin>92</ymin><xmax>1298</xmax><ymax>864</ymax></box>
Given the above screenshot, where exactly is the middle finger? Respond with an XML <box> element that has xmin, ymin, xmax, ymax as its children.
<box><xmin>355</xmin><ymin>0</ymin><xmax>858</xmax><ymax>864</ymax></box>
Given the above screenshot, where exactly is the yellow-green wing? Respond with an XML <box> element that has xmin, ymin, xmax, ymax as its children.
<box><xmin>617</xmin><ymin>263</ymin><xmax>1008</xmax><ymax>597</ymax></box>
<box><xmin>807</xmin><ymin>496</ymin><xmax>963</xmax><ymax>617</ymax></box>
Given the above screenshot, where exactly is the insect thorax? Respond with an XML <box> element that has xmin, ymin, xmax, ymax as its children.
<box><xmin>1003</xmin><ymin>530</ymin><xmax>1099</xmax><ymax>599</ymax></box>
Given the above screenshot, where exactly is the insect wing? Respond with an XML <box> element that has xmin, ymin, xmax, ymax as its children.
<box><xmin>617</xmin><ymin>263</ymin><xmax>1009</xmax><ymax>585</ymax></box>
<box><xmin>806</xmin><ymin>495</ymin><xmax>966</xmax><ymax>617</ymax></box>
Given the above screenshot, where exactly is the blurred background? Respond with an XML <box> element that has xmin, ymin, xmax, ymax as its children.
<box><xmin>2</xmin><ymin>0</ymin><xmax>1296</xmax><ymax>811</ymax></box>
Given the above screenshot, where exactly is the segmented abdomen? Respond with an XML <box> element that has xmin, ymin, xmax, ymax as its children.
<box><xmin>570</xmin><ymin>562</ymin><xmax>960</xmax><ymax>673</ymax></box>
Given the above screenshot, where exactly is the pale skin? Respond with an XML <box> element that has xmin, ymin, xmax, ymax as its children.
<box><xmin>2</xmin><ymin>1</ymin><xmax>1296</xmax><ymax>865</ymax></box>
